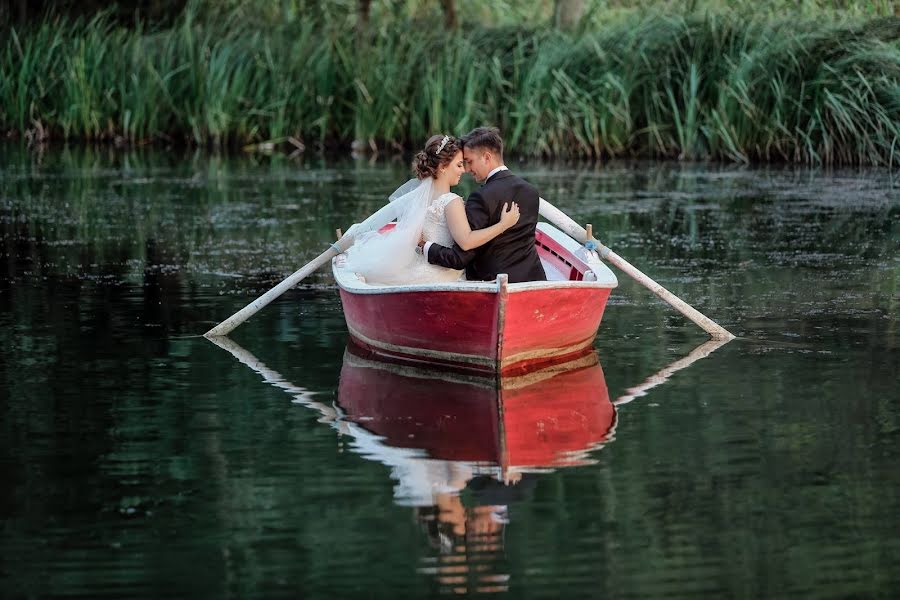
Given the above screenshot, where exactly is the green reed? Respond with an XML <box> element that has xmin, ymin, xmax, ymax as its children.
<box><xmin>1</xmin><ymin>8</ymin><xmax>898</xmax><ymax>165</ymax></box>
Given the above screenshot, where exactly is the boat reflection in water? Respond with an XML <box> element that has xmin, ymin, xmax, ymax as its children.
<box><xmin>208</xmin><ymin>335</ymin><xmax>729</xmax><ymax>595</ymax></box>
<box><xmin>337</xmin><ymin>342</ymin><xmax>615</xmax><ymax>594</ymax></box>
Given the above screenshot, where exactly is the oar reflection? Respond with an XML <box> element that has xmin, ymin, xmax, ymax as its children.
<box><xmin>612</xmin><ymin>338</ymin><xmax>732</xmax><ymax>407</ymax></box>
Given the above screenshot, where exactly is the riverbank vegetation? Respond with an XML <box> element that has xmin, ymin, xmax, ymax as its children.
<box><xmin>1</xmin><ymin>1</ymin><xmax>898</xmax><ymax>165</ymax></box>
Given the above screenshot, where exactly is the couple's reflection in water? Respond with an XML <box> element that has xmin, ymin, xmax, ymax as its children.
<box><xmin>339</xmin><ymin>344</ymin><xmax>615</xmax><ymax>594</ymax></box>
<box><xmin>210</xmin><ymin>336</ymin><xmax>728</xmax><ymax>595</ymax></box>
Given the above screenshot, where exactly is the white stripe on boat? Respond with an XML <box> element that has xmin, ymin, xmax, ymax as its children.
<box><xmin>500</xmin><ymin>336</ymin><xmax>596</xmax><ymax>367</ymax></box>
<box><xmin>346</xmin><ymin>323</ymin><xmax>496</xmax><ymax>367</ymax></box>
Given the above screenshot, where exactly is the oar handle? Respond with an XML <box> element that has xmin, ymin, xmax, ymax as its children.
<box><xmin>539</xmin><ymin>198</ymin><xmax>734</xmax><ymax>341</ymax></box>
<box><xmin>539</xmin><ymin>198</ymin><xmax>607</xmax><ymax>250</ymax></box>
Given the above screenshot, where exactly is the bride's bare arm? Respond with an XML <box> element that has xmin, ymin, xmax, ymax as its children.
<box><xmin>445</xmin><ymin>198</ymin><xmax>520</xmax><ymax>251</ymax></box>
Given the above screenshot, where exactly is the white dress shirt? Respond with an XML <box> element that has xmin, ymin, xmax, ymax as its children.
<box><xmin>485</xmin><ymin>165</ymin><xmax>508</xmax><ymax>181</ymax></box>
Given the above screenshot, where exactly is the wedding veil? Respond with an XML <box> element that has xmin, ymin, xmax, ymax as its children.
<box><xmin>342</xmin><ymin>177</ymin><xmax>435</xmax><ymax>285</ymax></box>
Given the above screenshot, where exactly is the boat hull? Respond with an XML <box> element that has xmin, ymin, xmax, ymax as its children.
<box><xmin>339</xmin><ymin>284</ymin><xmax>611</xmax><ymax>374</ymax></box>
<box><xmin>335</xmin><ymin>223</ymin><xmax>617</xmax><ymax>375</ymax></box>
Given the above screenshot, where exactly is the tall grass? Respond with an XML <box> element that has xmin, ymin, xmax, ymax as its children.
<box><xmin>1</xmin><ymin>8</ymin><xmax>898</xmax><ymax>165</ymax></box>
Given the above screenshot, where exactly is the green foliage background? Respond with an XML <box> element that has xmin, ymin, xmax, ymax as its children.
<box><xmin>1</xmin><ymin>0</ymin><xmax>898</xmax><ymax>164</ymax></box>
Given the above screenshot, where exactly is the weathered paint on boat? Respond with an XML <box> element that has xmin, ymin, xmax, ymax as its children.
<box><xmin>333</xmin><ymin>222</ymin><xmax>617</xmax><ymax>375</ymax></box>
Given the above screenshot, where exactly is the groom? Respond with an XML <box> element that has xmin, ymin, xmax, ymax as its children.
<box><xmin>421</xmin><ymin>127</ymin><xmax>547</xmax><ymax>283</ymax></box>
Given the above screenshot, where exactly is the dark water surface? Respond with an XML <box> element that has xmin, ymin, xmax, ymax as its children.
<box><xmin>1</xmin><ymin>145</ymin><xmax>897</xmax><ymax>598</ymax></box>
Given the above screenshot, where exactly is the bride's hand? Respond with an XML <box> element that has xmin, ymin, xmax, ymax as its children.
<box><xmin>500</xmin><ymin>202</ymin><xmax>520</xmax><ymax>231</ymax></box>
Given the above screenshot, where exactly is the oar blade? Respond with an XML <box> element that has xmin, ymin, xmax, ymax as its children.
<box><xmin>204</xmin><ymin>246</ymin><xmax>340</xmax><ymax>337</ymax></box>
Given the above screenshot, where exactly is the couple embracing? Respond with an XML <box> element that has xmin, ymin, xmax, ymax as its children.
<box><xmin>344</xmin><ymin>127</ymin><xmax>547</xmax><ymax>286</ymax></box>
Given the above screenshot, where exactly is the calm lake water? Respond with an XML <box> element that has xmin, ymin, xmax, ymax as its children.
<box><xmin>1</xmin><ymin>144</ymin><xmax>897</xmax><ymax>598</ymax></box>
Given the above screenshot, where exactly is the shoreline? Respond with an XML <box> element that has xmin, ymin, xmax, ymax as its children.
<box><xmin>2</xmin><ymin>12</ymin><xmax>898</xmax><ymax>167</ymax></box>
<box><xmin>5</xmin><ymin>139</ymin><xmax>898</xmax><ymax>176</ymax></box>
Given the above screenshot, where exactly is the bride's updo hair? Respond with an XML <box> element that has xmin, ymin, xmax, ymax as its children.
<box><xmin>414</xmin><ymin>134</ymin><xmax>461</xmax><ymax>180</ymax></box>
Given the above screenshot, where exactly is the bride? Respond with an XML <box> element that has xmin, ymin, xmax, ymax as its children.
<box><xmin>342</xmin><ymin>134</ymin><xmax>519</xmax><ymax>285</ymax></box>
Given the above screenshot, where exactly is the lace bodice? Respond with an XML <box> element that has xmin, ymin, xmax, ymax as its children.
<box><xmin>423</xmin><ymin>192</ymin><xmax>460</xmax><ymax>246</ymax></box>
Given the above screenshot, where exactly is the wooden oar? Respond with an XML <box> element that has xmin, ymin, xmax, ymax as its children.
<box><xmin>204</xmin><ymin>189</ymin><xmax>417</xmax><ymax>337</ymax></box>
<box><xmin>539</xmin><ymin>198</ymin><xmax>735</xmax><ymax>341</ymax></box>
<box><xmin>204</xmin><ymin>243</ymin><xmax>347</xmax><ymax>337</ymax></box>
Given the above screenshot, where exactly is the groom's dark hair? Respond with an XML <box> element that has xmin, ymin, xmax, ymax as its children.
<box><xmin>460</xmin><ymin>127</ymin><xmax>503</xmax><ymax>159</ymax></box>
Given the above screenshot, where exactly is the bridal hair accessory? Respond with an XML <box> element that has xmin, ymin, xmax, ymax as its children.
<box><xmin>435</xmin><ymin>135</ymin><xmax>450</xmax><ymax>155</ymax></box>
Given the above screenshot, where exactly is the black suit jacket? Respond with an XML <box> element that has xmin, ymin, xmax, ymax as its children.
<box><xmin>427</xmin><ymin>170</ymin><xmax>547</xmax><ymax>283</ymax></box>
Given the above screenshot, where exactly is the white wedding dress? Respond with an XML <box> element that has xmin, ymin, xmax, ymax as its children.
<box><xmin>406</xmin><ymin>192</ymin><xmax>465</xmax><ymax>283</ymax></box>
<box><xmin>342</xmin><ymin>179</ymin><xmax>464</xmax><ymax>285</ymax></box>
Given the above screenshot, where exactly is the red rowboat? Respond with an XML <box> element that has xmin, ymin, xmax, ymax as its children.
<box><xmin>333</xmin><ymin>223</ymin><xmax>618</xmax><ymax>375</ymax></box>
<box><xmin>337</xmin><ymin>342</ymin><xmax>616</xmax><ymax>474</ymax></box>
